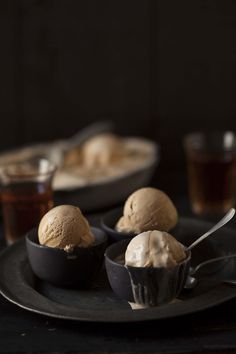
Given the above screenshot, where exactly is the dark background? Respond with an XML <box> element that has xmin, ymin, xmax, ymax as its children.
<box><xmin>1</xmin><ymin>0</ymin><xmax>236</xmax><ymax>196</ymax></box>
<box><xmin>2</xmin><ymin>4</ymin><xmax>236</xmax><ymax>353</ymax></box>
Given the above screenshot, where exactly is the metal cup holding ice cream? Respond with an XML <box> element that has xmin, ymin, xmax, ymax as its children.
<box><xmin>26</xmin><ymin>205</ymin><xmax>107</xmax><ymax>288</ymax></box>
<box><xmin>104</xmin><ymin>187</ymin><xmax>190</xmax><ymax>307</ymax></box>
<box><xmin>105</xmin><ymin>231</ymin><xmax>190</xmax><ymax>308</ymax></box>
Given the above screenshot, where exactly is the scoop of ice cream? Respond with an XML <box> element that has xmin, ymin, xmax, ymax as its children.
<box><xmin>116</xmin><ymin>187</ymin><xmax>178</xmax><ymax>234</ymax></box>
<box><xmin>82</xmin><ymin>133</ymin><xmax>124</xmax><ymax>168</ymax></box>
<box><xmin>38</xmin><ymin>205</ymin><xmax>94</xmax><ymax>251</ymax></box>
<box><xmin>63</xmin><ymin>147</ymin><xmax>82</xmax><ymax>167</ymax></box>
<box><xmin>125</xmin><ymin>230</ymin><xmax>186</xmax><ymax>268</ymax></box>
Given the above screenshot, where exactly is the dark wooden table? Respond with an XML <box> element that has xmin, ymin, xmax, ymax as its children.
<box><xmin>1</xmin><ymin>197</ymin><xmax>236</xmax><ymax>354</ymax></box>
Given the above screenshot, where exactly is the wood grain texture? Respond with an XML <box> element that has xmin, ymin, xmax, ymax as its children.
<box><xmin>1</xmin><ymin>0</ymin><xmax>236</xmax><ymax>180</ymax></box>
<box><xmin>0</xmin><ymin>2</ymin><xmax>20</xmax><ymax>150</ymax></box>
<box><xmin>18</xmin><ymin>0</ymin><xmax>150</xmax><ymax>143</ymax></box>
<box><xmin>156</xmin><ymin>0</ymin><xmax>236</xmax><ymax>170</ymax></box>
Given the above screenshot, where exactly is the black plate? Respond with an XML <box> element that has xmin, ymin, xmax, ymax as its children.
<box><xmin>1</xmin><ymin>217</ymin><xmax>236</xmax><ymax>323</ymax></box>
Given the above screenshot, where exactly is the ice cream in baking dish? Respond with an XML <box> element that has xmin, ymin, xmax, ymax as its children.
<box><xmin>0</xmin><ymin>132</ymin><xmax>157</xmax><ymax>190</ymax></box>
<box><xmin>54</xmin><ymin>134</ymin><xmax>157</xmax><ymax>189</ymax></box>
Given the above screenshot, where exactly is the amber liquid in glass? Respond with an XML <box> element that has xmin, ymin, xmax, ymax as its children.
<box><xmin>1</xmin><ymin>182</ymin><xmax>53</xmax><ymax>244</ymax></box>
<box><xmin>188</xmin><ymin>151</ymin><xmax>236</xmax><ymax>215</ymax></box>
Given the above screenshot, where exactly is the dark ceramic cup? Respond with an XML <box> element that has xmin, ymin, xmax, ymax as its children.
<box><xmin>26</xmin><ymin>227</ymin><xmax>107</xmax><ymax>288</ymax></box>
<box><xmin>101</xmin><ymin>207</ymin><xmax>135</xmax><ymax>243</ymax></box>
<box><xmin>105</xmin><ymin>239</ymin><xmax>191</xmax><ymax>307</ymax></box>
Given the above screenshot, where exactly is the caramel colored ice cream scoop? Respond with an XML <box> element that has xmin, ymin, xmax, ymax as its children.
<box><xmin>116</xmin><ymin>187</ymin><xmax>178</xmax><ymax>234</ymax></box>
<box><xmin>38</xmin><ymin>205</ymin><xmax>94</xmax><ymax>251</ymax></box>
<box><xmin>82</xmin><ymin>133</ymin><xmax>124</xmax><ymax>168</ymax></box>
<box><xmin>125</xmin><ymin>230</ymin><xmax>186</xmax><ymax>268</ymax></box>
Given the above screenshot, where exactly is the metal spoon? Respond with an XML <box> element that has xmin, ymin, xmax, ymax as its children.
<box><xmin>47</xmin><ymin>120</ymin><xmax>114</xmax><ymax>166</ymax></box>
<box><xmin>0</xmin><ymin>120</ymin><xmax>114</xmax><ymax>168</ymax></box>
<box><xmin>186</xmin><ymin>208</ymin><xmax>236</xmax><ymax>252</ymax></box>
<box><xmin>184</xmin><ymin>208</ymin><xmax>236</xmax><ymax>289</ymax></box>
<box><xmin>185</xmin><ymin>254</ymin><xmax>236</xmax><ymax>289</ymax></box>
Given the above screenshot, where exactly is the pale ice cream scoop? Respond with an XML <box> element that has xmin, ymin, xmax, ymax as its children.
<box><xmin>116</xmin><ymin>187</ymin><xmax>178</xmax><ymax>234</ymax></box>
<box><xmin>125</xmin><ymin>230</ymin><xmax>186</xmax><ymax>268</ymax></box>
<box><xmin>38</xmin><ymin>205</ymin><xmax>94</xmax><ymax>251</ymax></box>
<box><xmin>82</xmin><ymin>133</ymin><xmax>124</xmax><ymax>168</ymax></box>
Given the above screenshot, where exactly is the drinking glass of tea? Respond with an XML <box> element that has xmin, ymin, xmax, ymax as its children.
<box><xmin>183</xmin><ymin>131</ymin><xmax>236</xmax><ymax>216</ymax></box>
<box><xmin>0</xmin><ymin>158</ymin><xmax>56</xmax><ymax>245</ymax></box>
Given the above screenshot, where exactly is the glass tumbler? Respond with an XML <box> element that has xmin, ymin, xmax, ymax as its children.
<box><xmin>183</xmin><ymin>131</ymin><xmax>236</xmax><ymax>216</ymax></box>
<box><xmin>0</xmin><ymin>158</ymin><xmax>56</xmax><ymax>244</ymax></box>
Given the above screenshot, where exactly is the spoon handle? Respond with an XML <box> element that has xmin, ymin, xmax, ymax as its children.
<box><xmin>191</xmin><ymin>253</ymin><xmax>236</xmax><ymax>275</ymax></box>
<box><xmin>187</xmin><ymin>208</ymin><xmax>236</xmax><ymax>252</ymax></box>
<box><xmin>63</xmin><ymin>121</ymin><xmax>114</xmax><ymax>151</ymax></box>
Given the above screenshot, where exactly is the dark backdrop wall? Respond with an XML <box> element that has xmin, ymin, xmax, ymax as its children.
<box><xmin>1</xmin><ymin>0</ymin><xmax>236</xmax><ymax>195</ymax></box>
